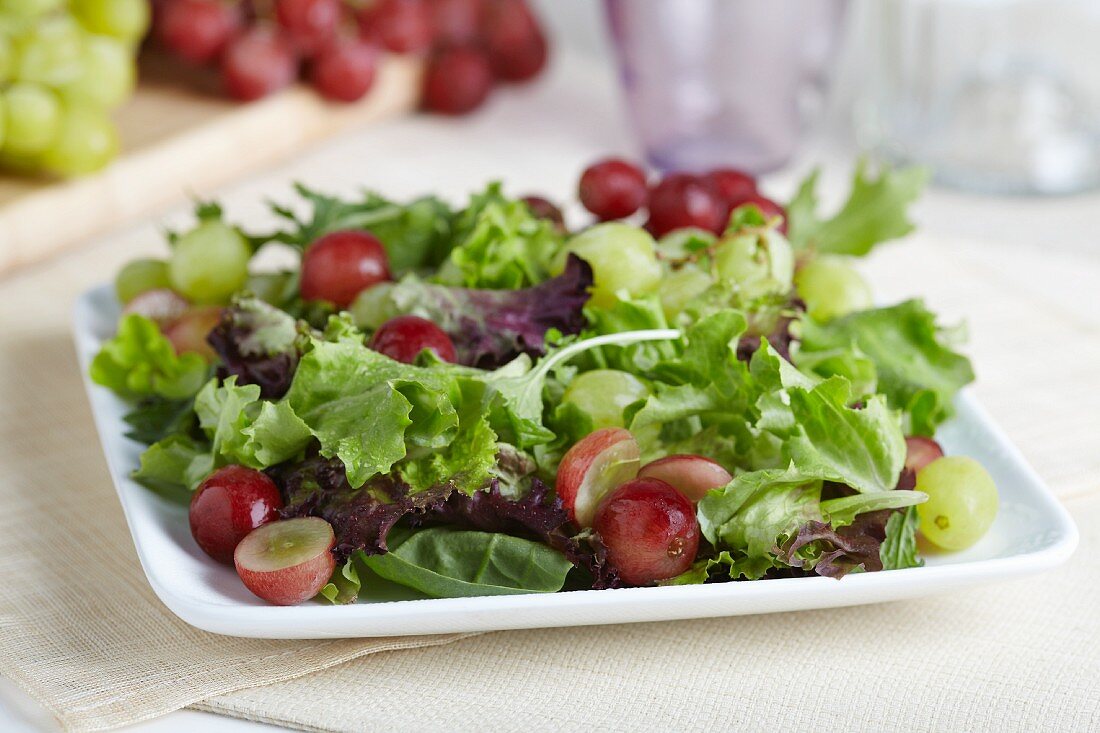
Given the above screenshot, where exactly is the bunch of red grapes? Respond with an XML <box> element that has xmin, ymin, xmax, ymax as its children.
<box><xmin>150</xmin><ymin>0</ymin><xmax>548</xmax><ymax>112</ymax></box>
<box><xmin>576</xmin><ymin>158</ymin><xmax>788</xmax><ymax>237</ymax></box>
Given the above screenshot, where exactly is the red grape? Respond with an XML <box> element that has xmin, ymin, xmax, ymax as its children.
<box><xmin>733</xmin><ymin>193</ymin><xmax>788</xmax><ymax>234</ymax></box>
<box><xmin>422</xmin><ymin>45</ymin><xmax>493</xmax><ymax>115</ymax></box>
<box><xmin>369</xmin><ymin>315</ymin><xmax>457</xmax><ymax>364</ymax></box>
<box><xmin>483</xmin><ymin>0</ymin><xmax>547</xmax><ymax>82</ymax></box>
<box><xmin>637</xmin><ymin>454</ymin><xmax>732</xmax><ymax>503</ymax></box>
<box><xmin>300</xmin><ymin>230</ymin><xmax>392</xmax><ymax>307</ymax></box>
<box><xmin>275</xmin><ymin>0</ymin><xmax>342</xmax><ymax>56</ymax></box>
<box><xmin>311</xmin><ymin>37</ymin><xmax>378</xmax><ymax>102</ymax></box>
<box><xmin>190</xmin><ymin>465</ymin><xmax>284</xmax><ymax>564</ymax></box>
<box><xmin>429</xmin><ymin>0</ymin><xmax>486</xmax><ymax>46</ymax></box>
<box><xmin>165</xmin><ymin>306</ymin><xmax>223</xmax><ymax>361</ymax></box>
<box><xmin>646</xmin><ymin>173</ymin><xmax>726</xmax><ymax>236</ymax></box>
<box><xmin>905</xmin><ymin>436</ymin><xmax>944</xmax><ymax>474</ymax></box>
<box><xmin>578</xmin><ymin>158</ymin><xmax>648</xmax><ymax>221</ymax></box>
<box><xmin>521</xmin><ymin>195</ymin><xmax>565</xmax><ymax>230</ymax></box>
<box><xmin>157</xmin><ymin>0</ymin><xmax>243</xmax><ymax>64</ymax></box>
<box><xmin>593</xmin><ymin>477</ymin><xmax>700</xmax><ymax>586</ymax></box>
<box><xmin>222</xmin><ymin>27</ymin><xmax>299</xmax><ymax>101</ymax></box>
<box><xmin>705</xmin><ymin>168</ymin><xmax>757</xmax><ymax>216</ymax></box>
<box><xmin>360</xmin><ymin>0</ymin><xmax>434</xmax><ymax>54</ymax></box>
<box><xmin>235</xmin><ymin>517</ymin><xmax>336</xmax><ymax>605</ymax></box>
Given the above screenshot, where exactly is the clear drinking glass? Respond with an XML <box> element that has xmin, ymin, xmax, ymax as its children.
<box><xmin>604</xmin><ymin>0</ymin><xmax>849</xmax><ymax>175</ymax></box>
<box><xmin>854</xmin><ymin>0</ymin><xmax>1100</xmax><ymax>195</ymax></box>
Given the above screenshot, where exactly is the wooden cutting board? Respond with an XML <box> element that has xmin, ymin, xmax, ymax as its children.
<box><xmin>0</xmin><ymin>54</ymin><xmax>422</xmax><ymax>276</ymax></box>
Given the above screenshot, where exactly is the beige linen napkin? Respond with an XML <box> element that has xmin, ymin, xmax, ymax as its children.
<box><xmin>0</xmin><ymin>229</ymin><xmax>1097</xmax><ymax>732</ymax></box>
<box><xmin>0</xmin><ymin>246</ymin><xmax>479</xmax><ymax>733</ymax></box>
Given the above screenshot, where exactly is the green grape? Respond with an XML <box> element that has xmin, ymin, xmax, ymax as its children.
<box><xmin>916</xmin><ymin>456</ymin><xmax>998</xmax><ymax>551</ymax></box>
<box><xmin>563</xmin><ymin>223</ymin><xmax>662</xmax><ymax>309</ymax></box>
<box><xmin>245</xmin><ymin>271</ymin><xmax>297</xmax><ymax>307</ymax></box>
<box><xmin>169</xmin><ymin>220</ymin><xmax>252</xmax><ymax>304</ymax></box>
<box><xmin>794</xmin><ymin>256</ymin><xmax>873</xmax><ymax>322</ymax></box>
<box><xmin>115</xmin><ymin>259</ymin><xmax>172</xmax><ymax>303</ymax></box>
<box><xmin>714</xmin><ymin>229</ymin><xmax>795</xmax><ymax>299</ymax></box>
<box><xmin>11</xmin><ymin>15</ymin><xmax>84</xmax><ymax>86</ymax></box>
<box><xmin>0</xmin><ymin>95</ymin><xmax>5</xmax><ymax>151</ymax></box>
<box><xmin>38</xmin><ymin>103</ymin><xmax>118</xmax><ymax>175</ymax></box>
<box><xmin>563</xmin><ymin>369</ymin><xmax>649</xmax><ymax>430</ymax></box>
<box><xmin>0</xmin><ymin>33</ymin><xmax>11</xmax><ymax>82</ymax></box>
<box><xmin>0</xmin><ymin>0</ymin><xmax>65</xmax><ymax>19</ymax></box>
<box><xmin>350</xmin><ymin>282</ymin><xmax>398</xmax><ymax>330</ymax></box>
<box><xmin>59</xmin><ymin>34</ymin><xmax>135</xmax><ymax>110</ymax></box>
<box><xmin>658</xmin><ymin>266</ymin><xmax>712</xmax><ymax>321</ymax></box>
<box><xmin>71</xmin><ymin>0</ymin><xmax>150</xmax><ymax>43</ymax></box>
<box><xmin>1</xmin><ymin>82</ymin><xmax>60</xmax><ymax>156</ymax></box>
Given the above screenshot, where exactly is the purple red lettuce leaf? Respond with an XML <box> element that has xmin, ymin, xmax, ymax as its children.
<box><xmin>208</xmin><ymin>299</ymin><xmax>301</xmax><ymax>399</ymax></box>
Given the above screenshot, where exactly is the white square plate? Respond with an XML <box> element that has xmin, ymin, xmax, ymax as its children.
<box><xmin>74</xmin><ymin>285</ymin><xmax>1078</xmax><ymax>639</ymax></box>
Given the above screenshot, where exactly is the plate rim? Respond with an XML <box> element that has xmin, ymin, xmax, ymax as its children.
<box><xmin>72</xmin><ymin>285</ymin><xmax>1080</xmax><ymax>638</ymax></box>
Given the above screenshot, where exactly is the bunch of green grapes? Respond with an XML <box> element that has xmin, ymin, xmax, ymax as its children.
<box><xmin>0</xmin><ymin>0</ymin><xmax>148</xmax><ymax>177</ymax></box>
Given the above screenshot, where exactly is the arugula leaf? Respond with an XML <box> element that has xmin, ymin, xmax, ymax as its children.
<box><xmin>90</xmin><ymin>314</ymin><xmax>210</xmax><ymax>400</ymax></box>
<box><xmin>361</xmin><ymin>527</ymin><xmax>573</xmax><ymax>597</ymax></box>
<box><xmin>798</xmin><ymin>300</ymin><xmax>975</xmax><ymax>435</ymax></box>
<box><xmin>880</xmin><ymin>506</ymin><xmax>924</xmax><ymax>570</ymax></box>
<box><xmin>122</xmin><ymin>396</ymin><xmax>195</xmax><ymax>444</ymax></box>
<box><xmin>271</xmin><ymin>184</ymin><xmax>455</xmax><ymax>275</ymax></box>
<box><xmin>436</xmin><ymin>183</ymin><xmax>564</xmax><ymax>289</ymax></box>
<box><xmin>786</xmin><ymin>162</ymin><xmax>928</xmax><ymax>256</ymax></box>
<box><xmin>132</xmin><ymin>433</ymin><xmax>214</xmax><ymax>501</ymax></box>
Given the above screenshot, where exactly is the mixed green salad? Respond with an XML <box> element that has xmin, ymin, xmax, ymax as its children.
<box><xmin>89</xmin><ymin>159</ymin><xmax>998</xmax><ymax>606</ymax></box>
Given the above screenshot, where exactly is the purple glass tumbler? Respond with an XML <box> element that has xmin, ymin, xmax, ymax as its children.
<box><xmin>605</xmin><ymin>0</ymin><xmax>848</xmax><ymax>174</ymax></box>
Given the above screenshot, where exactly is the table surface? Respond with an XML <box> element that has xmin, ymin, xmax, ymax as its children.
<box><xmin>2</xmin><ymin>49</ymin><xmax>1097</xmax><ymax>732</ymax></box>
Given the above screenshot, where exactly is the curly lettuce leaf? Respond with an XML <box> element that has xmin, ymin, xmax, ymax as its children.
<box><xmin>132</xmin><ymin>433</ymin><xmax>214</xmax><ymax>501</ymax></box>
<box><xmin>786</xmin><ymin>162</ymin><xmax>928</xmax><ymax>256</ymax></box>
<box><xmin>207</xmin><ymin>298</ymin><xmax>302</xmax><ymax>399</ymax></box>
<box><xmin>798</xmin><ymin>300</ymin><xmax>975</xmax><ymax>435</ymax></box>
<box><xmin>90</xmin><ymin>314</ymin><xmax>210</xmax><ymax>400</ymax></box>
<box><xmin>193</xmin><ymin>376</ymin><xmax>312</xmax><ymax>469</ymax></box>
<box><xmin>436</xmin><ymin>183</ymin><xmax>564</xmax><ymax>289</ymax></box>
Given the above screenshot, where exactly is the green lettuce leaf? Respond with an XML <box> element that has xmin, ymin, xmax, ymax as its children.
<box><xmin>132</xmin><ymin>433</ymin><xmax>214</xmax><ymax>501</ymax></box>
<box><xmin>786</xmin><ymin>162</ymin><xmax>928</xmax><ymax>256</ymax></box>
<box><xmin>319</xmin><ymin>558</ymin><xmax>362</xmax><ymax>604</ymax></box>
<box><xmin>122</xmin><ymin>396</ymin><xmax>196</xmax><ymax>444</ymax></box>
<box><xmin>798</xmin><ymin>300</ymin><xmax>975</xmax><ymax>435</ymax></box>
<box><xmin>435</xmin><ymin>184</ymin><xmax>564</xmax><ymax>289</ymax></box>
<box><xmin>193</xmin><ymin>376</ymin><xmax>312</xmax><ymax>469</ymax></box>
<box><xmin>90</xmin><ymin>314</ymin><xmax>210</xmax><ymax>400</ymax></box>
<box><xmin>361</xmin><ymin>527</ymin><xmax>573</xmax><ymax>597</ymax></box>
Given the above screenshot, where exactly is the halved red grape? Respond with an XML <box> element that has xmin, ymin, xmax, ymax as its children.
<box><xmin>222</xmin><ymin>27</ymin><xmax>298</xmax><ymax>102</ymax></box>
<box><xmin>556</xmin><ymin>428</ymin><xmax>640</xmax><ymax>527</ymax></box>
<box><xmin>190</xmin><ymin>465</ymin><xmax>284</xmax><ymax>564</ymax></box>
<box><xmin>369</xmin><ymin>315</ymin><xmax>457</xmax><ymax>364</ymax></box>
<box><xmin>734</xmin><ymin>194</ymin><xmax>788</xmax><ymax>234</ymax></box>
<box><xmin>905</xmin><ymin>436</ymin><xmax>945</xmax><ymax>474</ymax></box>
<box><xmin>165</xmin><ymin>306</ymin><xmax>223</xmax><ymax>361</ymax></box>
<box><xmin>311</xmin><ymin>37</ymin><xmax>378</xmax><ymax>102</ymax></box>
<box><xmin>300</xmin><ymin>230</ymin><xmax>392</xmax><ymax>307</ymax></box>
<box><xmin>234</xmin><ymin>517</ymin><xmax>336</xmax><ymax>605</ymax></box>
<box><xmin>422</xmin><ymin>45</ymin><xmax>493</xmax><ymax>115</ymax></box>
<box><xmin>646</xmin><ymin>173</ymin><xmax>725</xmax><ymax>236</ymax></box>
<box><xmin>578</xmin><ymin>158</ymin><xmax>648</xmax><ymax>221</ymax></box>
<box><xmin>429</xmin><ymin>0</ymin><xmax>485</xmax><ymax>46</ymax></box>
<box><xmin>157</xmin><ymin>0</ymin><xmax>243</xmax><ymax>64</ymax></box>
<box><xmin>360</xmin><ymin>0</ymin><xmax>434</xmax><ymax>54</ymax></box>
<box><xmin>521</xmin><ymin>195</ymin><xmax>565</xmax><ymax>230</ymax></box>
<box><xmin>637</xmin><ymin>454</ymin><xmax>732</xmax><ymax>503</ymax></box>
<box><xmin>593</xmin><ymin>477</ymin><xmax>700</xmax><ymax>586</ymax></box>
<box><xmin>275</xmin><ymin>0</ymin><xmax>341</xmax><ymax>56</ymax></box>
<box><xmin>482</xmin><ymin>0</ymin><xmax>546</xmax><ymax>82</ymax></box>
<box><xmin>122</xmin><ymin>288</ymin><xmax>190</xmax><ymax>329</ymax></box>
